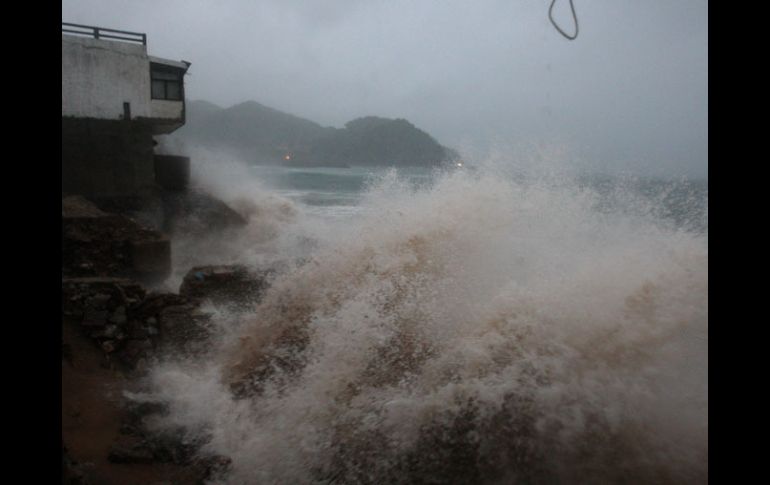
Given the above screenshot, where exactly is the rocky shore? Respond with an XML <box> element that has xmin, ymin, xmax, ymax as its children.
<box><xmin>62</xmin><ymin>194</ymin><xmax>266</xmax><ymax>485</ymax></box>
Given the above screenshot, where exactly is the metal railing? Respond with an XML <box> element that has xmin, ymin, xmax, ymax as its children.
<box><xmin>62</xmin><ymin>22</ymin><xmax>146</xmax><ymax>45</ymax></box>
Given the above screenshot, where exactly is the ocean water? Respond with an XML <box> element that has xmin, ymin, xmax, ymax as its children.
<box><xmin>245</xmin><ymin>165</ymin><xmax>440</xmax><ymax>218</ymax></box>
<box><xmin>144</xmin><ymin>159</ymin><xmax>708</xmax><ymax>484</ymax></box>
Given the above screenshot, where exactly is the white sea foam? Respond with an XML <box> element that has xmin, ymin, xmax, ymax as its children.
<box><xmin>141</xmin><ymin>159</ymin><xmax>707</xmax><ymax>484</ymax></box>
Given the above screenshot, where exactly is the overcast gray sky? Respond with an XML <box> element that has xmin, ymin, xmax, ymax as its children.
<box><xmin>62</xmin><ymin>0</ymin><xmax>707</xmax><ymax>178</ymax></box>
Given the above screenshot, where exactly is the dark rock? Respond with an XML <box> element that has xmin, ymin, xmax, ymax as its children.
<box><xmin>155</xmin><ymin>154</ymin><xmax>190</xmax><ymax>191</ymax></box>
<box><xmin>81</xmin><ymin>308</ymin><xmax>108</xmax><ymax>328</ymax></box>
<box><xmin>88</xmin><ymin>192</ymin><xmax>165</xmax><ymax>231</ymax></box>
<box><xmin>93</xmin><ymin>324</ymin><xmax>120</xmax><ymax>340</ymax></box>
<box><xmin>147</xmin><ymin>432</ymin><xmax>201</xmax><ymax>464</ymax></box>
<box><xmin>63</xmin><ymin>277</ymin><xmax>147</xmax><ymax>340</ymax></box>
<box><xmin>120</xmin><ymin>398</ymin><xmax>170</xmax><ymax>439</ymax></box>
<box><xmin>63</xmin><ymin>304</ymin><xmax>84</xmax><ymax>319</ymax></box>
<box><xmin>179</xmin><ymin>264</ymin><xmax>270</xmax><ymax>307</ymax></box>
<box><xmin>86</xmin><ymin>293</ymin><xmax>112</xmax><ymax>309</ymax></box>
<box><xmin>160</xmin><ymin>188</ymin><xmax>247</xmax><ymax>236</ymax></box>
<box><xmin>62</xmin><ymin>277</ymin><xmax>178</xmax><ymax>371</ymax></box>
<box><xmin>116</xmin><ymin>402</ymin><xmax>203</xmax><ymax>465</ymax></box>
<box><xmin>126</xmin><ymin>320</ymin><xmax>150</xmax><ymax>340</ymax></box>
<box><xmin>108</xmin><ymin>436</ymin><xmax>156</xmax><ymax>464</ymax></box>
<box><xmin>63</xmin><ymin>277</ymin><xmax>147</xmax><ymax>311</ymax></box>
<box><xmin>158</xmin><ymin>305</ymin><xmax>212</xmax><ymax>355</ymax></box>
<box><xmin>119</xmin><ymin>421</ymin><xmax>142</xmax><ymax>436</ymax></box>
<box><xmin>109</xmin><ymin>306</ymin><xmax>127</xmax><ymax>325</ymax></box>
<box><xmin>62</xmin><ymin>195</ymin><xmax>171</xmax><ymax>282</ymax></box>
<box><xmin>130</xmin><ymin>292</ymin><xmax>190</xmax><ymax>322</ymax></box>
<box><xmin>126</xmin><ymin>399</ymin><xmax>169</xmax><ymax>420</ymax></box>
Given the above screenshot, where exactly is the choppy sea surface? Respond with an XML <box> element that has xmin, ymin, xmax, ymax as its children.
<box><xmin>249</xmin><ymin>164</ymin><xmax>707</xmax><ymax>229</ymax></box>
<box><xmin>246</xmin><ymin>165</ymin><xmax>439</xmax><ymax>218</ymax></box>
<box><xmin>146</xmin><ymin>160</ymin><xmax>707</xmax><ymax>484</ymax></box>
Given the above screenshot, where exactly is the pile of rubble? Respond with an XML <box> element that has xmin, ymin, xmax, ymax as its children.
<box><xmin>62</xmin><ymin>264</ymin><xmax>270</xmax><ymax>484</ymax></box>
<box><xmin>62</xmin><ymin>277</ymin><xmax>152</xmax><ymax>370</ymax></box>
<box><xmin>61</xmin><ymin>261</ymin><xmax>271</xmax><ymax>372</ymax></box>
<box><xmin>62</xmin><ymin>195</ymin><xmax>171</xmax><ymax>284</ymax></box>
<box><xmin>62</xmin><ymin>190</ymin><xmax>274</xmax><ymax>484</ymax></box>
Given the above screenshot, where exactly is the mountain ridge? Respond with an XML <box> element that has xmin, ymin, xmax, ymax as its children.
<box><xmin>175</xmin><ymin>100</ymin><xmax>458</xmax><ymax>167</ymax></box>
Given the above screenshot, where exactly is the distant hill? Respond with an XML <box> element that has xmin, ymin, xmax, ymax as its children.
<box><xmin>309</xmin><ymin>116</ymin><xmax>455</xmax><ymax>167</ymax></box>
<box><xmin>174</xmin><ymin>100</ymin><xmax>457</xmax><ymax>167</ymax></box>
<box><xmin>177</xmin><ymin>100</ymin><xmax>334</xmax><ymax>164</ymax></box>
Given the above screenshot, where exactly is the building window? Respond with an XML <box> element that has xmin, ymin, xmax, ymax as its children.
<box><xmin>150</xmin><ymin>64</ymin><xmax>184</xmax><ymax>101</ymax></box>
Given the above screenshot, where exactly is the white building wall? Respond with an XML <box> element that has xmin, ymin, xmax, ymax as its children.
<box><xmin>150</xmin><ymin>99</ymin><xmax>184</xmax><ymax>121</ymax></box>
<box><xmin>62</xmin><ymin>35</ymin><xmax>154</xmax><ymax>120</ymax></box>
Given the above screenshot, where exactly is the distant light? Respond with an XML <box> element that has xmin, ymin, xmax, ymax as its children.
<box><xmin>456</xmin><ymin>162</ymin><xmax>463</xmax><ymax>168</ymax></box>
<box><xmin>285</xmin><ymin>154</ymin><xmax>292</xmax><ymax>161</ymax></box>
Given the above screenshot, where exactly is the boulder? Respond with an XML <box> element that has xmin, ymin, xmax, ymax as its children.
<box><xmin>158</xmin><ymin>304</ymin><xmax>212</xmax><ymax>355</ymax></box>
<box><xmin>179</xmin><ymin>265</ymin><xmax>270</xmax><ymax>307</ymax></box>
<box><xmin>160</xmin><ymin>188</ymin><xmax>247</xmax><ymax>236</ymax></box>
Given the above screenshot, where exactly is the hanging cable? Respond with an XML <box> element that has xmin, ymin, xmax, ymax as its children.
<box><xmin>549</xmin><ymin>0</ymin><xmax>579</xmax><ymax>40</ymax></box>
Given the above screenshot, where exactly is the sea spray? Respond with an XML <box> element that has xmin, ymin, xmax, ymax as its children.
<box><xmin>139</xmin><ymin>162</ymin><xmax>707</xmax><ymax>484</ymax></box>
<box><xmin>163</xmin><ymin>148</ymin><xmax>312</xmax><ymax>290</ymax></box>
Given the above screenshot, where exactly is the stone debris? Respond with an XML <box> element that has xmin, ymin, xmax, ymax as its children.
<box><xmin>131</xmin><ymin>291</ymin><xmax>190</xmax><ymax>322</ymax></box>
<box><xmin>63</xmin><ymin>277</ymin><xmax>146</xmax><ymax>318</ymax></box>
<box><xmin>62</xmin><ymin>195</ymin><xmax>171</xmax><ymax>283</ymax></box>
<box><xmin>179</xmin><ymin>264</ymin><xmax>271</xmax><ymax>308</ymax></box>
<box><xmin>160</xmin><ymin>188</ymin><xmax>247</xmax><ymax>236</ymax></box>
<box><xmin>63</xmin><ymin>277</ymin><xmax>156</xmax><ymax>370</ymax></box>
<box><xmin>61</xmin><ymin>191</ymin><xmax>265</xmax><ymax>483</ymax></box>
<box><xmin>158</xmin><ymin>304</ymin><xmax>213</xmax><ymax>355</ymax></box>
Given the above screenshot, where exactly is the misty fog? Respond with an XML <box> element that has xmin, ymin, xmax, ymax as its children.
<box><xmin>62</xmin><ymin>0</ymin><xmax>707</xmax><ymax>177</ymax></box>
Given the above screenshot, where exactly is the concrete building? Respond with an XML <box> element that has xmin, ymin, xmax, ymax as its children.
<box><xmin>62</xmin><ymin>23</ymin><xmax>191</xmax><ymax>197</ymax></box>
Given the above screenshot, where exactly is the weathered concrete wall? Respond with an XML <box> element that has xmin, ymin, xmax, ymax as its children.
<box><xmin>62</xmin><ymin>118</ymin><xmax>156</xmax><ymax>197</ymax></box>
<box><xmin>149</xmin><ymin>100</ymin><xmax>185</xmax><ymax>134</ymax></box>
<box><xmin>154</xmin><ymin>155</ymin><xmax>190</xmax><ymax>191</ymax></box>
<box><xmin>62</xmin><ymin>34</ymin><xmax>190</xmax><ymax>197</ymax></box>
<box><xmin>62</xmin><ymin>36</ymin><xmax>153</xmax><ymax>120</ymax></box>
<box><xmin>150</xmin><ymin>99</ymin><xmax>184</xmax><ymax>121</ymax></box>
